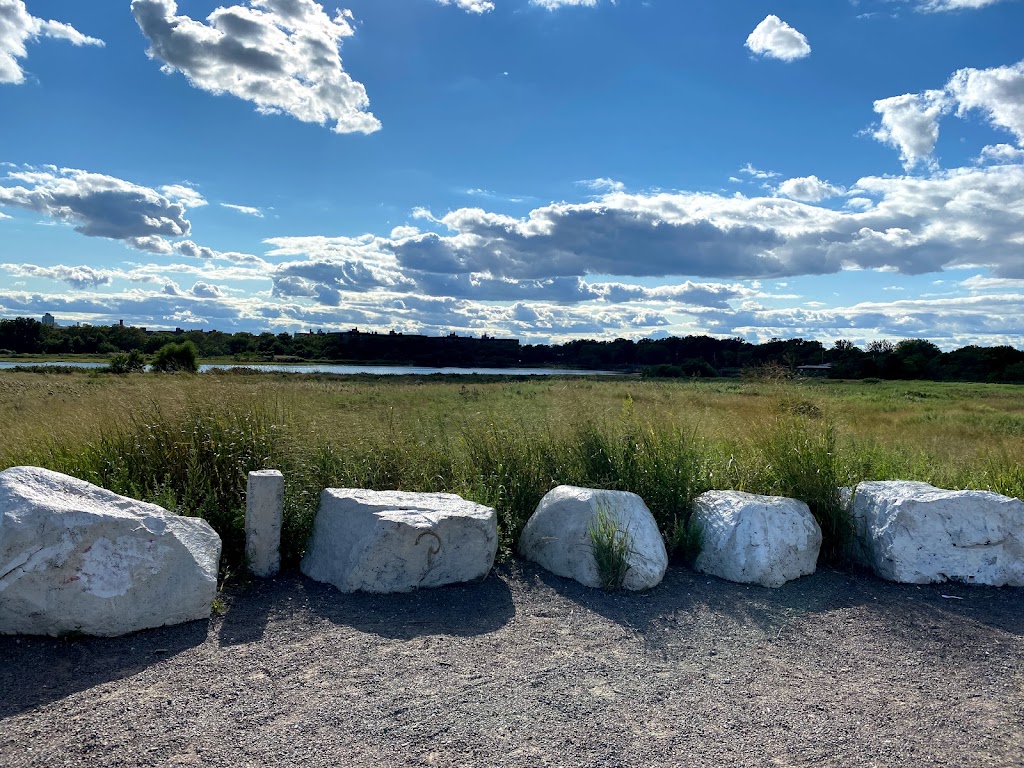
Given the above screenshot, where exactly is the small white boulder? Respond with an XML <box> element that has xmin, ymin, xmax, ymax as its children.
<box><xmin>518</xmin><ymin>485</ymin><xmax>668</xmax><ymax>591</ymax></box>
<box><xmin>300</xmin><ymin>489</ymin><xmax>498</xmax><ymax>593</ymax></box>
<box><xmin>690</xmin><ymin>491</ymin><xmax>822</xmax><ymax>588</ymax></box>
<box><xmin>0</xmin><ymin>466</ymin><xmax>222</xmax><ymax>637</ymax></box>
<box><xmin>848</xmin><ymin>480</ymin><xmax>1024</xmax><ymax>586</ymax></box>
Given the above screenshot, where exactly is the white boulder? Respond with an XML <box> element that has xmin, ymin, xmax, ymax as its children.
<box><xmin>848</xmin><ymin>480</ymin><xmax>1024</xmax><ymax>586</ymax></box>
<box><xmin>301</xmin><ymin>489</ymin><xmax>498</xmax><ymax>593</ymax></box>
<box><xmin>690</xmin><ymin>491</ymin><xmax>822</xmax><ymax>588</ymax></box>
<box><xmin>0</xmin><ymin>466</ymin><xmax>222</xmax><ymax>637</ymax></box>
<box><xmin>518</xmin><ymin>485</ymin><xmax>668</xmax><ymax>591</ymax></box>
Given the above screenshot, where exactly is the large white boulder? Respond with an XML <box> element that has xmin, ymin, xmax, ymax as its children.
<box><xmin>0</xmin><ymin>466</ymin><xmax>222</xmax><ymax>637</ymax></box>
<box><xmin>690</xmin><ymin>491</ymin><xmax>822</xmax><ymax>588</ymax></box>
<box><xmin>301</xmin><ymin>489</ymin><xmax>498</xmax><ymax>593</ymax></box>
<box><xmin>518</xmin><ymin>486</ymin><xmax>668</xmax><ymax>591</ymax></box>
<box><xmin>848</xmin><ymin>480</ymin><xmax>1024</xmax><ymax>586</ymax></box>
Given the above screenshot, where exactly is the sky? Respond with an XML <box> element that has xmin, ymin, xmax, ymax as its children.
<box><xmin>1</xmin><ymin>0</ymin><xmax>1023</xmax><ymax>348</ymax></box>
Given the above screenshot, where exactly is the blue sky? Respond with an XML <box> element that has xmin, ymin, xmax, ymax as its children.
<box><xmin>1</xmin><ymin>0</ymin><xmax>1023</xmax><ymax>347</ymax></box>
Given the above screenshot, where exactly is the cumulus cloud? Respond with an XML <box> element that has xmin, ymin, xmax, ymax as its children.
<box><xmin>871</xmin><ymin>90</ymin><xmax>951</xmax><ymax>170</ymax></box>
<box><xmin>131</xmin><ymin>0</ymin><xmax>380</xmax><ymax>134</ymax></box>
<box><xmin>221</xmin><ymin>202</ymin><xmax>264</xmax><ymax>217</ymax></box>
<box><xmin>436</xmin><ymin>0</ymin><xmax>495</xmax><ymax>12</ymax></box>
<box><xmin>948</xmin><ymin>60</ymin><xmax>1024</xmax><ymax>144</ymax></box>
<box><xmin>776</xmin><ymin>175</ymin><xmax>845</xmax><ymax>202</ymax></box>
<box><xmin>977</xmin><ymin>143</ymin><xmax>1024</xmax><ymax>164</ymax></box>
<box><xmin>190</xmin><ymin>281</ymin><xmax>227</xmax><ymax>298</ymax></box>
<box><xmin>379</xmin><ymin>164</ymin><xmax>1024</xmax><ymax>284</ymax></box>
<box><xmin>745</xmin><ymin>15</ymin><xmax>811</xmax><ymax>62</ymax></box>
<box><xmin>0</xmin><ymin>167</ymin><xmax>191</xmax><ymax>245</ymax></box>
<box><xmin>871</xmin><ymin>60</ymin><xmax>1024</xmax><ymax>169</ymax></box>
<box><xmin>0</xmin><ymin>0</ymin><xmax>104</xmax><ymax>85</ymax></box>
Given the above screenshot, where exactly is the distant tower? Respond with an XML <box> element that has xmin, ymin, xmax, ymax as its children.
<box><xmin>41</xmin><ymin>313</ymin><xmax>56</xmax><ymax>327</ymax></box>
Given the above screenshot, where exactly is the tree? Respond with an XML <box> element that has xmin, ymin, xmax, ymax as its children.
<box><xmin>107</xmin><ymin>349</ymin><xmax>147</xmax><ymax>374</ymax></box>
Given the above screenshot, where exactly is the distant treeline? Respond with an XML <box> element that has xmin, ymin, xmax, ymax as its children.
<box><xmin>1</xmin><ymin>317</ymin><xmax>1023</xmax><ymax>382</ymax></box>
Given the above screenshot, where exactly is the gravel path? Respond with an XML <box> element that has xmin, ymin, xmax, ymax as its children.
<box><xmin>1</xmin><ymin>563</ymin><xmax>1022</xmax><ymax>768</ymax></box>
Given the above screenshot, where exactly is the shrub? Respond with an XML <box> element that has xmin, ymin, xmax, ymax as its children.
<box><xmin>107</xmin><ymin>349</ymin><xmax>146</xmax><ymax>374</ymax></box>
<box><xmin>151</xmin><ymin>341</ymin><xmax>199</xmax><ymax>373</ymax></box>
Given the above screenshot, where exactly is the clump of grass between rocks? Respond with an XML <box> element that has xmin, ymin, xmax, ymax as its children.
<box><xmin>587</xmin><ymin>505</ymin><xmax>633</xmax><ymax>590</ymax></box>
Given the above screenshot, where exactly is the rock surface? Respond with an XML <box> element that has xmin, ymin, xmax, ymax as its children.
<box><xmin>848</xmin><ymin>480</ymin><xmax>1024</xmax><ymax>585</ymax></box>
<box><xmin>301</xmin><ymin>489</ymin><xmax>498</xmax><ymax>593</ymax></box>
<box><xmin>0</xmin><ymin>466</ymin><xmax>222</xmax><ymax>637</ymax></box>
<box><xmin>518</xmin><ymin>485</ymin><xmax>668</xmax><ymax>590</ymax></box>
<box><xmin>691</xmin><ymin>491</ymin><xmax>822</xmax><ymax>588</ymax></box>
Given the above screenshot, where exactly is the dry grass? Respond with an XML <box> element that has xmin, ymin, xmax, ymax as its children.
<box><xmin>1</xmin><ymin>371</ymin><xmax>1021</xmax><ymax>572</ymax></box>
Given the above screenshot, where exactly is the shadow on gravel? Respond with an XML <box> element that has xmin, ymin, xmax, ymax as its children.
<box><xmin>524</xmin><ymin>563</ymin><xmax>865</xmax><ymax>636</ymax></box>
<box><xmin>0</xmin><ymin>620</ymin><xmax>208</xmax><ymax>719</ymax></box>
<box><xmin>299</xmin><ymin>570</ymin><xmax>516</xmax><ymax>640</ymax></box>
<box><xmin>218</xmin><ymin>576</ymin><xmax>278</xmax><ymax>647</ymax></box>
<box><xmin>526</xmin><ymin>563</ymin><xmax>1024</xmax><ymax>646</ymax></box>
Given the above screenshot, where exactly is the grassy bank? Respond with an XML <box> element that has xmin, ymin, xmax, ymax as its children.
<box><xmin>1</xmin><ymin>371</ymin><xmax>1021</xmax><ymax>574</ymax></box>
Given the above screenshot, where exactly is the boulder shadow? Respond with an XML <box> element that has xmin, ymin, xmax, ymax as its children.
<box><xmin>0</xmin><ymin>619</ymin><xmax>209</xmax><ymax>719</ymax></box>
<box><xmin>527</xmin><ymin>559</ymin><xmax>1024</xmax><ymax>651</ymax></box>
<box><xmin>301</xmin><ymin>569</ymin><xmax>516</xmax><ymax>640</ymax></box>
<box><xmin>217</xmin><ymin>576</ymin><xmax>277</xmax><ymax>647</ymax></box>
<box><xmin>525</xmin><ymin>561</ymin><xmax>873</xmax><ymax>637</ymax></box>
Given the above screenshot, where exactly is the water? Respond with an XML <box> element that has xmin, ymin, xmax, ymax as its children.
<box><xmin>0</xmin><ymin>361</ymin><xmax>618</xmax><ymax>376</ymax></box>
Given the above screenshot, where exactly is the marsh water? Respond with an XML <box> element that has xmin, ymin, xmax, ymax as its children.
<box><xmin>0</xmin><ymin>361</ymin><xmax>617</xmax><ymax>376</ymax></box>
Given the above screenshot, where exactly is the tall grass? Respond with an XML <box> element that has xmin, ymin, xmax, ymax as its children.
<box><xmin>2</xmin><ymin>372</ymin><xmax>1021</xmax><ymax>575</ymax></box>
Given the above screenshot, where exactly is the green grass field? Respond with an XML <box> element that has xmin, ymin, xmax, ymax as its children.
<box><xmin>1</xmin><ymin>370</ymin><xmax>1021</xmax><ymax>575</ymax></box>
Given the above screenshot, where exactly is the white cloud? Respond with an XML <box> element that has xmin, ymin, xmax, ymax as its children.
<box><xmin>0</xmin><ymin>167</ymin><xmax>191</xmax><ymax>245</ymax></box>
<box><xmin>379</xmin><ymin>163</ymin><xmax>1024</xmax><ymax>284</ymax></box>
<box><xmin>870</xmin><ymin>60</ymin><xmax>1024</xmax><ymax>170</ymax></box>
<box><xmin>919</xmin><ymin>0</ymin><xmax>1007</xmax><ymax>11</ymax></box>
<box><xmin>739</xmin><ymin>163</ymin><xmax>780</xmax><ymax>180</ymax></box>
<box><xmin>871</xmin><ymin>90</ymin><xmax>951</xmax><ymax>170</ymax></box>
<box><xmin>577</xmin><ymin>177</ymin><xmax>626</xmax><ymax>193</ymax></box>
<box><xmin>160</xmin><ymin>184</ymin><xmax>208</xmax><ymax>208</ymax></box>
<box><xmin>0</xmin><ymin>0</ymin><xmax>104</xmax><ymax>85</ymax></box>
<box><xmin>776</xmin><ymin>175</ymin><xmax>845</xmax><ymax>202</ymax></box>
<box><xmin>745</xmin><ymin>15</ymin><xmax>811</xmax><ymax>62</ymax></box>
<box><xmin>175</xmin><ymin>239</ymin><xmax>268</xmax><ymax>267</ymax></box>
<box><xmin>948</xmin><ymin>60</ymin><xmax>1024</xmax><ymax>144</ymax></box>
<box><xmin>436</xmin><ymin>0</ymin><xmax>495</xmax><ymax>12</ymax></box>
<box><xmin>221</xmin><ymin>202</ymin><xmax>264</xmax><ymax>217</ymax></box>
<box><xmin>0</xmin><ymin>263</ymin><xmax>118</xmax><ymax>289</ymax></box>
<box><xmin>190</xmin><ymin>281</ymin><xmax>227</xmax><ymax>298</ymax></box>
<box><xmin>696</xmin><ymin>292</ymin><xmax>1024</xmax><ymax>348</ymax></box>
<box><xmin>531</xmin><ymin>0</ymin><xmax>600</xmax><ymax>9</ymax></box>
<box><xmin>977</xmin><ymin>144</ymin><xmax>1024</xmax><ymax>164</ymax></box>
<box><xmin>131</xmin><ymin>0</ymin><xmax>380</xmax><ymax>134</ymax></box>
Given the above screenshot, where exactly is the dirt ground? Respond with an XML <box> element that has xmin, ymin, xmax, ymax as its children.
<box><xmin>1</xmin><ymin>563</ymin><xmax>1022</xmax><ymax>768</ymax></box>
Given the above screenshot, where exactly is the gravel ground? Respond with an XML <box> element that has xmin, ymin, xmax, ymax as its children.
<box><xmin>1</xmin><ymin>563</ymin><xmax>1022</xmax><ymax>768</ymax></box>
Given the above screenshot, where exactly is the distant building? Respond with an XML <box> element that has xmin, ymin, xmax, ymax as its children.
<box><xmin>41</xmin><ymin>313</ymin><xmax>56</xmax><ymax>327</ymax></box>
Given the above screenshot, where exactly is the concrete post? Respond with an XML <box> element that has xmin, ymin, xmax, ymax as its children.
<box><xmin>246</xmin><ymin>469</ymin><xmax>284</xmax><ymax>578</ymax></box>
